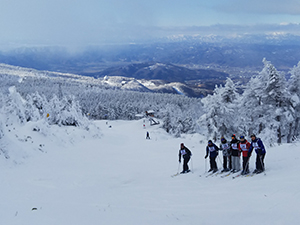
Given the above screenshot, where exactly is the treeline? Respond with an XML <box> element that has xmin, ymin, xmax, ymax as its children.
<box><xmin>0</xmin><ymin>74</ymin><xmax>203</xmax><ymax>137</ymax></box>
<box><xmin>1</xmin><ymin>58</ymin><xmax>300</xmax><ymax>144</ymax></box>
<box><xmin>200</xmin><ymin>59</ymin><xmax>300</xmax><ymax>145</ymax></box>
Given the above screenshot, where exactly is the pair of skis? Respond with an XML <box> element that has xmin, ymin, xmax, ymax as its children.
<box><xmin>202</xmin><ymin>169</ymin><xmax>232</xmax><ymax>178</ymax></box>
<box><xmin>219</xmin><ymin>171</ymin><xmax>243</xmax><ymax>178</ymax></box>
<box><xmin>220</xmin><ymin>171</ymin><xmax>233</xmax><ymax>178</ymax></box>
<box><xmin>171</xmin><ymin>170</ymin><xmax>191</xmax><ymax>178</ymax></box>
<box><xmin>205</xmin><ymin>171</ymin><xmax>220</xmax><ymax>177</ymax></box>
<box><xmin>232</xmin><ymin>171</ymin><xmax>266</xmax><ymax>179</ymax></box>
<box><xmin>171</xmin><ymin>173</ymin><xmax>180</xmax><ymax>178</ymax></box>
<box><xmin>200</xmin><ymin>169</ymin><xmax>228</xmax><ymax>178</ymax></box>
<box><xmin>220</xmin><ymin>170</ymin><xmax>250</xmax><ymax>178</ymax></box>
<box><xmin>172</xmin><ymin>170</ymin><xmax>265</xmax><ymax>178</ymax></box>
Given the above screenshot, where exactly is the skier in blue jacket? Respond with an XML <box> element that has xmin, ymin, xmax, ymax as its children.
<box><xmin>248</xmin><ymin>134</ymin><xmax>266</xmax><ymax>174</ymax></box>
<box><xmin>205</xmin><ymin>140</ymin><xmax>219</xmax><ymax>173</ymax></box>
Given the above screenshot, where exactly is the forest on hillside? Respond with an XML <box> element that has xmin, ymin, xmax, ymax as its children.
<box><xmin>1</xmin><ymin>58</ymin><xmax>300</xmax><ymax>145</ymax></box>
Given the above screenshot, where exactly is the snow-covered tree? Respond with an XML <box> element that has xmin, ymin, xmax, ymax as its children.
<box><xmin>2</xmin><ymin>86</ymin><xmax>28</xmax><ymax>124</ymax></box>
<box><xmin>46</xmin><ymin>95</ymin><xmax>88</xmax><ymax>127</ymax></box>
<box><xmin>162</xmin><ymin>112</ymin><xmax>172</xmax><ymax>133</ymax></box>
<box><xmin>238</xmin><ymin>65</ymin><xmax>270</xmax><ymax>139</ymax></box>
<box><xmin>288</xmin><ymin>61</ymin><xmax>300</xmax><ymax>141</ymax></box>
<box><xmin>260</xmin><ymin>59</ymin><xmax>291</xmax><ymax>143</ymax></box>
<box><xmin>200</xmin><ymin>78</ymin><xmax>240</xmax><ymax>141</ymax></box>
<box><xmin>240</xmin><ymin>59</ymin><xmax>291</xmax><ymax>144</ymax></box>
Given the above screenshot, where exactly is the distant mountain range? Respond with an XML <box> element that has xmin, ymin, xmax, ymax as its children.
<box><xmin>1</xmin><ymin>33</ymin><xmax>300</xmax><ymax>74</ymax></box>
<box><xmin>83</xmin><ymin>62</ymin><xmax>228</xmax><ymax>82</ymax></box>
<box><xmin>0</xmin><ymin>63</ymin><xmax>218</xmax><ymax>98</ymax></box>
<box><xmin>1</xmin><ymin>33</ymin><xmax>300</xmax><ymax>97</ymax></box>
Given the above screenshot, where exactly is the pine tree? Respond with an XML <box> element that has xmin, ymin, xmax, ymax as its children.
<box><xmin>201</xmin><ymin>86</ymin><xmax>221</xmax><ymax>141</ymax></box>
<box><xmin>241</xmin><ymin>59</ymin><xmax>290</xmax><ymax>144</ymax></box>
<box><xmin>162</xmin><ymin>112</ymin><xmax>172</xmax><ymax>133</ymax></box>
<box><xmin>200</xmin><ymin>78</ymin><xmax>240</xmax><ymax>141</ymax></box>
<box><xmin>263</xmin><ymin>59</ymin><xmax>291</xmax><ymax>143</ymax></box>
<box><xmin>288</xmin><ymin>61</ymin><xmax>300</xmax><ymax>141</ymax></box>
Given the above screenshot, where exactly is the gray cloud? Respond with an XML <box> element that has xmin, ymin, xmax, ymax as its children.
<box><xmin>1</xmin><ymin>0</ymin><xmax>300</xmax><ymax>48</ymax></box>
<box><xmin>0</xmin><ymin>0</ymin><xmax>160</xmax><ymax>46</ymax></box>
<box><xmin>213</xmin><ymin>0</ymin><xmax>300</xmax><ymax>15</ymax></box>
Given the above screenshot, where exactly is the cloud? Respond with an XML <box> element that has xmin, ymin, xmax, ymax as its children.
<box><xmin>213</xmin><ymin>0</ymin><xmax>300</xmax><ymax>15</ymax></box>
<box><xmin>1</xmin><ymin>0</ymin><xmax>300</xmax><ymax>47</ymax></box>
<box><xmin>0</xmin><ymin>0</ymin><xmax>161</xmax><ymax>46</ymax></box>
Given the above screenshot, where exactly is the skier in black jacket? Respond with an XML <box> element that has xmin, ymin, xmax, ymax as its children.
<box><xmin>230</xmin><ymin>134</ymin><xmax>241</xmax><ymax>173</ymax></box>
<box><xmin>178</xmin><ymin>143</ymin><xmax>192</xmax><ymax>174</ymax></box>
<box><xmin>205</xmin><ymin>140</ymin><xmax>219</xmax><ymax>173</ymax></box>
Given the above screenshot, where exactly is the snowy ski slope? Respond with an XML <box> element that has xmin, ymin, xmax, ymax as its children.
<box><xmin>0</xmin><ymin>119</ymin><xmax>299</xmax><ymax>225</ymax></box>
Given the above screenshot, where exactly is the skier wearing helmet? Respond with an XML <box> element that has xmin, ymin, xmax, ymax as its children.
<box><xmin>219</xmin><ymin>136</ymin><xmax>231</xmax><ymax>172</ymax></box>
<box><xmin>238</xmin><ymin>135</ymin><xmax>251</xmax><ymax>175</ymax></box>
<box><xmin>248</xmin><ymin>134</ymin><xmax>266</xmax><ymax>174</ymax></box>
<box><xmin>178</xmin><ymin>143</ymin><xmax>192</xmax><ymax>174</ymax></box>
<box><xmin>230</xmin><ymin>134</ymin><xmax>241</xmax><ymax>173</ymax></box>
<box><xmin>205</xmin><ymin>140</ymin><xmax>219</xmax><ymax>173</ymax></box>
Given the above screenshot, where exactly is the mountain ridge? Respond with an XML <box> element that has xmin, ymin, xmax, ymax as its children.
<box><xmin>0</xmin><ymin>63</ymin><xmax>217</xmax><ymax>97</ymax></box>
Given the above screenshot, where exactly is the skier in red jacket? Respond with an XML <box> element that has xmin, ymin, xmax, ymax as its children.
<box><xmin>238</xmin><ymin>136</ymin><xmax>251</xmax><ymax>175</ymax></box>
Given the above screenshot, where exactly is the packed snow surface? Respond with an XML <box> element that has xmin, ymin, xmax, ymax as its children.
<box><xmin>0</xmin><ymin>119</ymin><xmax>299</xmax><ymax>225</ymax></box>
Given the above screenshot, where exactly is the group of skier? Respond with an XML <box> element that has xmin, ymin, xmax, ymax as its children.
<box><xmin>178</xmin><ymin>134</ymin><xmax>266</xmax><ymax>175</ymax></box>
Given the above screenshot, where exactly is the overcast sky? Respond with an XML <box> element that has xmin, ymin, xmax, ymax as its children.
<box><xmin>1</xmin><ymin>0</ymin><xmax>300</xmax><ymax>47</ymax></box>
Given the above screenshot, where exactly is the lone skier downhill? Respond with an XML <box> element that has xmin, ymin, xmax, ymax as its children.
<box><xmin>146</xmin><ymin>131</ymin><xmax>150</xmax><ymax>139</ymax></box>
<box><xmin>178</xmin><ymin>143</ymin><xmax>192</xmax><ymax>174</ymax></box>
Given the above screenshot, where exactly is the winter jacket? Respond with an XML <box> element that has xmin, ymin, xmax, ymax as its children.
<box><xmin>179</xmin><ymin>146</ymin><xmax>192</xmax><ymax>161</ymax></box>
<box><xmin>238</xmin><ymin>139</ymin><xmax>251</xmax><ymax>157</ymax></box>
<box><xmin>249</xmin><ymin>138</ymin><xmax>266</xmax><ymax>156</ymax></box>
<box><xmin>206</xmin><ymin>144</ymin><xmax>219</xmax><ymax>158</ymax></box>
<box><xmin>219</xmin><ymin>140</ymin><xmax>231</xmax><ymax>157</ymax></box>
<box><xmin>230</xmin><ymin>138</ymin><xmax>241</xmax><ymax>157</ymax></box>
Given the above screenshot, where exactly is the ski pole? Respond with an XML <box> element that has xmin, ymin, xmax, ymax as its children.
<box><xmin>217</xmin><ymin>155</ymin><xmax>222</xmax><ymax>167</ymax></box>
<box><xmin>171</xmin><ymin>162</ymin><xmax>181</xmax><ymax>177</ymax></box>
<box><xmin>259</xmin><ymin>154</ymin><xmax>266</xmax><ymax>175</ymax></box>
<box><xmin>241</xmin><ymin>155</ymin><xmax>251</xmax><ymax>174</ymax></box>
<box><xmin>190</xmin><ymin>157</ymin><xmax>194</xmax><ymax>173</ymax></box>
<box><xmin>177</xmin><ymin>161</ymin><xmax>181</xmax><ymax>174</ymax></box>
<box><xmin>205</xmin><ymin>157</ymin><xmax>207</xmax><ymax>173</ymax></box>
<box><xmin>245</xmin><ymin>156</ymin><xmax>250</xmax><ymax>172</ymax></box>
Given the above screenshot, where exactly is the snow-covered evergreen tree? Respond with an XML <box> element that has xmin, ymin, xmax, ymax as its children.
<box><xmin>238</xmin><ymin>61</ymin><xmax>277</xmax><ymax>141</ymax></box>
<box><xmin>162</xmin><ymin>112</ymin><xmax>172</xmax><ymax>133</ymax></box>
<box><xmin>200</xmin><ymin>78</ymin><xmax>240</xmax><ymax>141</ymax></box>
<box><xmin>260</xmin><ymin>59</ymin><xmax>291</xmax><ymax>143</ymax></box>
<box><xmin>46</xmin><ymin>95</ymin><xmax>88</xmax><ymax>127</ymax></box>
<box><xmin>3</xmin><ymin>86</ymin><xmax>28</xmax><ymax>125</ymax></box>
<box><xmin>219</xmin><ymin>77</ymin><xmax>240</xmax><ymax>136</ymax></box>
<box><xmin>239</xmin><ymin>59</ymin><xmax>292</xmax><ymax>144</ymax></box>
<box><xmin>288</xmin><ymin>61</ymin><xmax>300</xmax><ymax>141</ymax></box>
<box><xmin>0</xmin><ymin>95</ymin><xmax>4</xmax><ymax>139</ymax></box>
